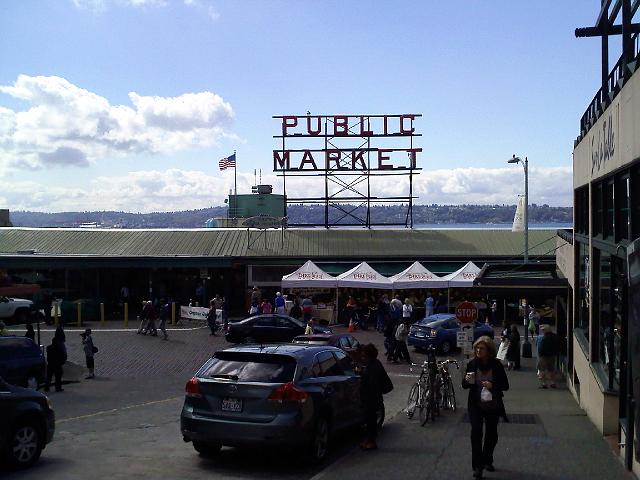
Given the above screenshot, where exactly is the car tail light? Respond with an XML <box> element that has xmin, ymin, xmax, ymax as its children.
<box><xmin>185</xmin><ymin>377</ymin><xmax>202</xmax><ymax>398</ymax></box>
<box><xmin>268</xmin><ymin>382</ymin><xmax>308</xmax><ymax>404</ymax></box>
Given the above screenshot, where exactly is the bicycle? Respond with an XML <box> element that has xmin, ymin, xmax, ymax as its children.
<box><xmin>419</xmin><ymin>346</ymin><xmax>439</xmax><ymax>426</ymax></box>
<box><xmin>406</xmin><ymin>360</ymin><xmax>429</xmax><ymax>419</ymax></box>
<box><xmin>437</xmin><ymin>359</ymin><xmax>459</xmax><ymax>412</ymax></box>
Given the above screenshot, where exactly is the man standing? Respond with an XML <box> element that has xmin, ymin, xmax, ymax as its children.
<box><xmin>45</xmin><ymin>330</ymin><xmax>66</xmax><ymax>392</ymax></box>
<box><xmin>81</xmin><ymin>328</ymin><xmax>96</xmax><ymax>379</ymax></box>
<box><xmin>536</xmin><ymin>325</ymin><xmax>560</xmax><ymax>388</ymax></box>
<box><xmin>274</xmin><ymin>292</ymin><xmax>286</xmax><ymax>314</ymax></box>
<box><xmin>158</xmin><ymin>299</ymin><xmax>169</xmax><ymax>341</ymax></box>
<box><xmin>424</xmin><ymin>293</ymin><xmax>434</xmax><ymax>317</ymax></box>
<box><xmin>250</xmin><ymin>286</ymin><xmax>262</xmax><ymax>306</ymax></box>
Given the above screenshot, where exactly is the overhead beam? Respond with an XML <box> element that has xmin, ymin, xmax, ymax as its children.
<box><xmin>575</xmin><ymin>23</ymin><xmax>640</xmax><ymax>37</ymax></box>
<box><xmin>598</xmin><ymin>0</ymin><xmax>614</xmax><ymax>26</ymax></box>
<box><xmin>609</xmin><ymin>0</ymin><xmax>622</xmax><ymax>24</ymax></box>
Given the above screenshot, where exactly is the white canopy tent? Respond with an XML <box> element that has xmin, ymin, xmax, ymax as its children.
<box><xmin>281</xmin><ymin>260</ymin><xmax>337</xmax><ymax>288</ymax></box>
<box><xmin>442</xmin><ymin>261</ymin><xmax>481</xmax><ymax>287</ymax></box>
<box><xmin>389</xmin><ymin>261</ymin><xmax>448</xmax><ymax>289</ymax></box>
<box><xmin>336</xmin><ymin>262</ymin><xmax>394</xmax><ymax>290</ymax></box>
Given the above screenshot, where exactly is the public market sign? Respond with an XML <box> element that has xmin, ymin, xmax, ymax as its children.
<box><xmin>273</xmin><ymin>114</ymin><xmax>422</xmax><ymax>172</ymax></box>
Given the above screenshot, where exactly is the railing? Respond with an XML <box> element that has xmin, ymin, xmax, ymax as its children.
<box><xmin>576</xmin><ymin>32</ymin><xmax>640</xmax><ymax>145</ymax></box>
<box><xmin>556</xmin><ymin>228</ymin><xmax>574</xmax><ymax>245</ymax></box>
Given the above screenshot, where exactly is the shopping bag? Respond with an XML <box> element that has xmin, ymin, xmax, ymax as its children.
<box><xmin>496</xmin><ymin>340</ymin><xmax>509</xmax><ymax>361</ymax></box>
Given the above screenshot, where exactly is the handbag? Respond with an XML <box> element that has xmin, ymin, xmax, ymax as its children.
<box><xmin>92</xmin><ymin>346</ymin><xmax>99</xmax><ymax>354</ymax></box>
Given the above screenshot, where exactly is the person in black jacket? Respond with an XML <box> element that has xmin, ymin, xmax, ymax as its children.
<box><xmin>44</xmin><ymin>329</ymin><xmax>67</xmax><ymax>392</ymax></box>
<box><xmin>462</xmin><ymin>336</ymin><xmax>510</xmax><ymax>479</ymax></box>
<box><xmin>359</xmin><ymin>343</ymin><xmax>392</xmax><ymax>451</ymax></box>
<box><xmin>506</xmin><ymin>323</ymin><xmax>521</xmax><ymax>370</ymax></box>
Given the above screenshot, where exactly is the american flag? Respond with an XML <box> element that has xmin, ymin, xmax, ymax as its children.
<box><xmin>219</xmin><ymin>153</ymin><xmax>236</xmax><ymax>170</ymax></box>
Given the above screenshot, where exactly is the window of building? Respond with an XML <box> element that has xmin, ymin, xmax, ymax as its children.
<box><xmin>574</xmin><ymin>186</ymin><xmax>589</xmax><ymax>234</ymax></box>
<box><xmin>595</xmin><ymin>250</ymin><xmax>610</xmax><ymax>364</ymax></box>
<box><xmin>595</xmin><ymin>252</ymin><xmax>624</xmax><ymax>391</ymax></box>
<box><xmin>592</xmin><ymin>182</ymin><xmax>603</xmax><ymax>237</ymax></box>
<box><xmin>576</xmin><ymin>241</ymin><xmax>590</xmax><ymax>343</ymax></box>
<box><xmin>604</xmin><ymin>180</ymin><xmax>615</xmax><ymax>239</ymax></box>
<box><xmin>632</xmin><ymin>164</ymin><xmax>640</xmax><ymax>239</ymax></box>
<box><xmin>615</xmin><ymin>175</ymin><xmax>631</xmax><ymax>241</ymax></box>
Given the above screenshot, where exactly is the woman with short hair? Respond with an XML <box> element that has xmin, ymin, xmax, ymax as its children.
<box><xmin>462</xmin><ymin>336</ymin><xmax>509</xmax><ymax>479</ymax></box>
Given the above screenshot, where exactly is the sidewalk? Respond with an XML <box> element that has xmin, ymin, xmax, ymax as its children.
<box><xmin>315</xmin><ymin>346</ymin><xmax>633</xmax><ymax>480</ymax></box>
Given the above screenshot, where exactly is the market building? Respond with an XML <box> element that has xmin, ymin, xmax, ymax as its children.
<box><xmin>561</xmin><ymin>2</ymin><xmax>640</xmax><ymax>474</ymax></box>
<box><xmin>0</xmin><ymin>227</ymin><xmax>559</xmax><ymax>323</ymax></box>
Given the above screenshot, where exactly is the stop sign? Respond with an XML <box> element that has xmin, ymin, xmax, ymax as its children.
<box><xmin>456</xmin><ymin>301</ymin><xmax>478</xmax><ymax>324</ymax></box>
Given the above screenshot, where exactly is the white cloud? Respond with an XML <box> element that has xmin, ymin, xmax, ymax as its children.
<box><xmin>0</xmin><ymin>166</ymin><xmax>573</xmax><ymax>213</ymax></box>
<box><xmin>0</xmin><ymin>75</ymin><xmax>234</xmax><ymax>170</ymax></box>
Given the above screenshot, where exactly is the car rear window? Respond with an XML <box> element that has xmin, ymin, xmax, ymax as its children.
<box><xmin>201</xmin><ymin>352</ymin><xmax>296</xmax><ymax>383</ymax></box>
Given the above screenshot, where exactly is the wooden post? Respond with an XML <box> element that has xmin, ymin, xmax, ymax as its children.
<box><xmin>76</xmin><ymin>302</ymin><xmax>81</xmax><ymax>327</ymax></box>
<box><xmin>124</xmin><ymin>302</ymin><xmax>129</xmax><ymax>328</ymax></box>
<box><xmin>100</xmin><ymin>302</ymin><xmax>105</xmax><ymax>327</ymax></box>
<box><xmin>171</xmin><ymin>302</ymin><xmax>176</xmax><ymax>325</ymax></box>
<box><xmin>54</xmin><ymin>304</ymin><xmax>59</xmax><ymax>327</ymax></box>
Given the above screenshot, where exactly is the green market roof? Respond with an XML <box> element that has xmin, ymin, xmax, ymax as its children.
<box><xmin>0</xmin><ymin>228</ymin><xmax>559</xmax><ymax>267</ymax></box>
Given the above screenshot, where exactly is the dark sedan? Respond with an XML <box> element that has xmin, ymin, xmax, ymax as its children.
<box><xmin>180</xmin><ymin>344</ymin><xmax>363</xmax><ymax>462</ymax></box>
<box><xmin>225</xmin><ymin>314</ymin><xmax>331</xmax><ymax>344</ymax></box>
<box><xmin>407</xmin><ymin>313</ymin><xmax>495</xmax><ymax>354</ymax></box>
<box><xmin>0</xmin><ymin>377</ymin><xmax>55</xmax><ymax>469</ymax></box>
<box><xmin>0</xmin><ymin>337</ymin><xmax>46</xmax><ymax>389</ymax></box>
<box><xmin>292</xmin><ymin>334</ymin><xmax>363</xmax><ymax>365</ymax></box>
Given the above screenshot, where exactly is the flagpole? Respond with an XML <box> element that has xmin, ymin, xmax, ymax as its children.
<box><xmin>234</xmin><ymin>150</ymin><xmax>237</xmax><ymax>199</ymax></box>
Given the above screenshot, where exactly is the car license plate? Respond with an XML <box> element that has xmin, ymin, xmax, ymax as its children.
<box><xmin>221</xmin><ymin>397</ymin><xmax>242</xmax><ymax>412</ymax></box>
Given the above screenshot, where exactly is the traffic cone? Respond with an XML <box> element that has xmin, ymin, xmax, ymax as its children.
<box><xmin>348</xmin><ymin>319</ymin><xmax>355</xmax><ymax>332</ymax></box>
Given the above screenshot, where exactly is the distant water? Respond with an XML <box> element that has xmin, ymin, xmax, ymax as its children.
<box><xmin>412</xmin><ymin>223</ymin><xmax>571</xmax><ymax>230</ymax></box>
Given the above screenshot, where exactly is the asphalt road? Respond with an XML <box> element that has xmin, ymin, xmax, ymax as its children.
<box><xmin>2</xmin><ymin>325</ymin><xmax>631</xmax><ymax>479</ymax></box>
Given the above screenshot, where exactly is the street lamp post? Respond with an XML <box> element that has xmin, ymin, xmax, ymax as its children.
<box><xmin>508</xmin><ymin>155</ymin><xmax>529</xmax><ymax>264</ymax></box>
<box><xmin>509</xmin><ymin>154</ymin><xmax>532</xmax><ymax>358</ymax></box>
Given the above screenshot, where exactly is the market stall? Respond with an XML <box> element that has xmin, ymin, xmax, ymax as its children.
<box><xmin>281</xmin><ymin>260</ymin><xmax>338</xmax><ymax>323</ymax></box>
<box><xmin>336</xmin><ymin>262</ymin><xmax>393</xmax><ymax>289</ymax></box>
<box><xmin>389</xmin><ymin>261</ymin><xmax>447</xmax><ymax>289</ymax></box>
<box><xmin>442</xmin><ymin>261</ymin><xmax>482</xmax><ymax>312</ymax></box>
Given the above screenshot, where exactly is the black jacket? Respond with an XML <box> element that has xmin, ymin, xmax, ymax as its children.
<box><xmin>360</xmin><ymin>358</ymin><xmax>390</xmax><ymax>408</ymax></box>
<box><xmin>462</xmin><ymin>358</ymin><xmax>509</xmax><ymax>412</ymax></box>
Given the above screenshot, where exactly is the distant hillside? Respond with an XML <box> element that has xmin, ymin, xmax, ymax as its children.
<box><xmin>8</xmin><ymin>204</ymin><xmax>572</xmax><ymax>228</ymax></box>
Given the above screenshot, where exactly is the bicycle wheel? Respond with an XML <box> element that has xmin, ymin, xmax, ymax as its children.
<box><xmin>447</xmin><ymin>378</ymin><xmax>457</xmax><ymax>412</ymax></box>
<box><xmin>420</xmin><ymin>388</ymin><xmax>432</xmax><ymax>426</ymax></box>
<box><xmin>406</xmin><ymin>383</ymin><xmax>420</xmax><ymax>419</ymax></box>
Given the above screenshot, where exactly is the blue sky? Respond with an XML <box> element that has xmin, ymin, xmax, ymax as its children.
<box><xmin>0</xmin><ymin>1</ymin><xmax>611</xmax><ymax>211</ymax></box>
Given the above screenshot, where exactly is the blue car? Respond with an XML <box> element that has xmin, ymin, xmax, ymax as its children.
<box><xmin>407</xmin><ymin>313</ymin><xmax>495</xmax><ymax>354</ymax></box>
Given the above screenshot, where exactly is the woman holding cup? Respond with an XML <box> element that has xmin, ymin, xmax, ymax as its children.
<box><xmin>462</xmin><ymin>336</ymin><xmax>509</xmax><ymax>479</ymax></box>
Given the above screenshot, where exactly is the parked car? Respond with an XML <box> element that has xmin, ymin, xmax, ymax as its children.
<box><xmin>0</xmin><ymin>376</ymin><xmax>55</xmax><ymax>469</ymax></box>
<box><xmin>407</xmin><ymin>313</ymin><xmax>495</xmax><ymax>354</ymax></box>
<box><xmin>180</xmin><ymin>344</ymin><xmax>368</xmax><ymax>462</ymax></box>
<box><xmin>0</xmin><ymin>337</ymin><xmax>46</xmax><ymax>389</ymax></box>
<box><xmin>292</xmin><ymin>334</ymin><xmax>363</xmax><ymax>365</ymax></box>
<box><xmin>0</xmin><ymin>297</ymin><xmax>35</xmax><ymax>324</ymax></box>
<box><xmin>225</xmin><ymin>314</ymin><xmax>331</xmax><ymax>344</ymax></box>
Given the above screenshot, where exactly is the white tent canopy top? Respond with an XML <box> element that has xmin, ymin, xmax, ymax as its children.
<box><xmin>336</xmin><ymin>262</ymin><xmax>393</xmax><ymax>289</ymax></box>
<box><xmin>441</xmin><ymin>261</ymin><xmax>481</xmax><ymax>287</ymax></box>
<box><xmin>389</xmin><ymin>261</ymin><xmax>448</xmax><ymax>289</ymax></box>
<box><xmin>281</xmin><ymin>260</ymin><xmax>337</xmax><ymax>288</ymax></box>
